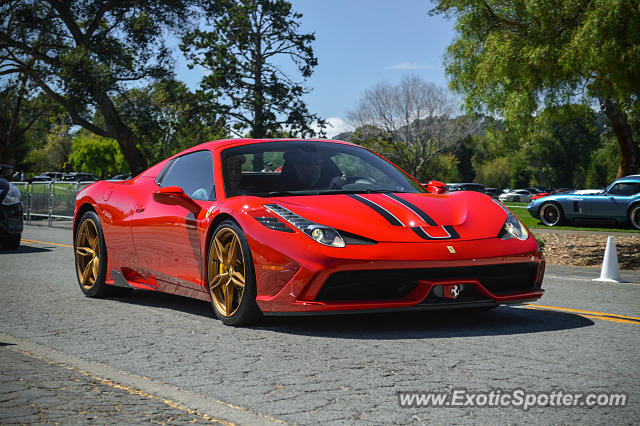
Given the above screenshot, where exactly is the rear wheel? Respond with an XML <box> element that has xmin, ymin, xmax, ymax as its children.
<box><xmin>629</xmin><ymin>204</ymin><xmax>640</xmax><ymax>230</ymax></box>
<box><xmin>74</xmin><ymin>211</ymin><xmax>109</xmax><ymax>297</ymax></box>
<box><xmin>207</xmin><ymin>221</ymin><xmax>262</xmax><ymax>326</ymax></box>
<box><xmin>540</xmin><ymin>202</ymin><xmax>564</xmax><ymax>226</ymax></box>
<box><xmin>513</xmin><ymin>196</ymin><xmax>521</xmax><ymax>202</ymax></box>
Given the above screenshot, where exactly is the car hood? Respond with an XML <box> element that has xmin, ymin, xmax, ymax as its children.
<box><xmin>263</xmin><ymin>191</ymin><xmax>508</xmax><ymax>243</ymax></box>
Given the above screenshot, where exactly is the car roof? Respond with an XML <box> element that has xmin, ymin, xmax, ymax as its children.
<box><xmin>185</xmin><ymin>138</ymin><xmax>358</xmax><ymax>154</ymax></box>
<box><xmin>616</xmin><ymin>174</ymin><xmax>640</xmax><ymax>183</ymax></box>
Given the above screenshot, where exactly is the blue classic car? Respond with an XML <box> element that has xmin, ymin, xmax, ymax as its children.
<box><xmin>527</xmin><ymin>175</ymin><xmax>640</xmax><ymax>230</ymax></box>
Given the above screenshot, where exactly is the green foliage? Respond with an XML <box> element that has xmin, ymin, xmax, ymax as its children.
<box><xmin>0</xmin><ymin>0</ymin><xmax>199</xmax><ymax>173</ymax></box>
<box><xmin>473</xmin><ymin>156</ymin><xmax>510</xmax><ymax>188</ymax></box>
<box><xmin>586</xmin><ymin>136</ymin><xmax>621</xmax><ymax>188</ymax></box>
<box><xmin>430</xmin><ymin>0</ymin><xmax>640</xmax><ymax>176</ymax></box>
<box><xmin>466</xmin><ymin>104</ymin><xmax>604</xmax><ymax>188</ymax></box>
<box><xmin>428</xmin><ymin>153</ymin><xmax>462</xmax><ymax>182</ymax></box>
<box><xmin>116</xmin><ymin>79</ymin><xmax>227</xmax><ymax>165</ymax></box>
<box><xmin>68</xmin><ymin>132</ymin><xmax>127</xmax><ymax>178</ymax></box>
<box><xmin>181</xmin><ymin>0</ymin><xmax>323</xmax><ymax>138</ymax></box>
<box><xmin>42</xmin><ymin>125</ymin><xmax>73</xmax><ymax>172</ymax></box>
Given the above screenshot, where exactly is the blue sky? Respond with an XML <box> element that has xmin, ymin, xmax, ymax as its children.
<box><xmin>176</xmin><ymin>1</ymin><xmax>457</xmax><ymax>137</ymax></box>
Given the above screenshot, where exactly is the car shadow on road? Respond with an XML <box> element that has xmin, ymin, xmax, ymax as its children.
<box><xmin>111</xmin><ymin>290</ymin><xmax>214</xmax><ymax>317</ymax></box>
<box><xmin>112</xmin><ymin>290</ymin><xmax>594</xmax><ymax>339</ymax></box>
<box><xmin>257</xmin><ymin>307</ymin><xmax>595</xmax><ymax>339</ymax></box>
<box><xmin>0</xmin><ymin>245</ymin><xmax>51</xmax><ymax>254</ymax></box>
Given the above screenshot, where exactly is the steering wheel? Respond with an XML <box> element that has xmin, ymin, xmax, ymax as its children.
<box><xmin>329</xmin><ymin>175</ymin><xmax>376</xmax><ymax>189</ymax></box>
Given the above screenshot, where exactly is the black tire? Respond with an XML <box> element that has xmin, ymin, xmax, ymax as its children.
<box><xmin>207</xmin><ymin>220</ymin><xmax>262</xmax><ymax>326</ymax></box>
<box><xmin>628</xmin><ymin>203</ymin><xmax>640</xmax><ymax>230</ymax></box>
<box><xmin>0</xmin><ymin>234</ymin><xmax>21</xmax><ymax>250</ymax></box>
<box><xmin>74</xmin><ymin>211</ymin><xmax>109</xmax><ymax>297</ymax></box>
<box><xmin>539</xmin><ymin>202</ymin><xmax>564</xmax><ymax>226</ymax></box>
<box><xmin>513</xmin><ymin>196</ymin><xmax>521</xmax><ymax>202</ymax></box>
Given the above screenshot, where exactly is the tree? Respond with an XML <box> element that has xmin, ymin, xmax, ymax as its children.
<box><xmin>42</xmin><ymin>124</ymin><xmax>73</xmax><ymax>171</ymax></box>
<box><xmin>68</xmin><ymin>131</ymin><xmax>127</xmax><ymax>178</ymax></box>
<box><xmin>116</xmin><ymin>79</ymin><xmax>227</xmax><ymax>165</ymax></box>
<box><xmin>0</xmin><ymin>0</ymin><xmax>196</xmax><ymax>174</ymax></box>
<box><xmin>430</xmin><ymin>0</ymin><xmax>640</xmax><ymax>177</ymax></box>
<box><xmin>348</xmin><ymin>75</ymin><xmax>480</xmax><ymax>182</ymax></box>
<box><xmin>181</xmin><ymin>0</ymin><xmax>324</xmax><ymax>152</ymax></box>
<box><xmin>0</xmin><ymin>75</ymin><xmax>45</xmax><ymax>165</ymax></box>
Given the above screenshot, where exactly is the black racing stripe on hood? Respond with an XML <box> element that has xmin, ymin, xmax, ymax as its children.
<box><xmin>384</xmin><ymin>193</ymin><xmax>438</xmax><ymax>226</ymax></box>
<box><xmin>346</xmin><ymin>194</ymin><xmax>404</xmax><ymax>226</ymax></box>
<box><xmin>443</xmin><ymin>225</ymin><xmax>460</xmax><ymax>239</ymax></box>
<box><xmin>411</xmin><ymin>226</ymin><xmax>460</xmax><ymax>240</ymax></box>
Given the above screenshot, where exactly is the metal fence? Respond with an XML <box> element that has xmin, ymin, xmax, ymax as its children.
<box><xmin>15</xmin><ymin>181</ymin><xmax>95</xmax><ymax>227</ymax></box>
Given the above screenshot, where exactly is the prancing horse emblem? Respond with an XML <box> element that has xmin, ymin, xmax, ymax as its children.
<box><xmin>447</xmin><ymin>245</ymin><xmax>456</xmax><ymax>253</ymax></box>
<box><xmin>450</xmin><ymin>284</ymin><xmax>460</xmax><ymax>298</ymax></box>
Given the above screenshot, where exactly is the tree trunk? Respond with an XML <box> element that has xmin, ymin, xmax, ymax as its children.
<box><xmin>600</xmin><ymin>97</ymin><xmax>640</xmax><ymax>178</ymax></box>
<box><xmin>251</xmin><ymin>23</ymin><xmax>265</xmax><ymax>172</ymax></box>
<box><xmin>93</xmin><ymin>90</ymin><xmax>148</xmax><ymax>175</ymax></box>
<box><xmin>0</xmin><ymin>138</ymin><xmax>15</xmax><ymax>166</ymax></box>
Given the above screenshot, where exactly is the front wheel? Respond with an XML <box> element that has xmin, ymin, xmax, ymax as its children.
<box><xmin>207</xmin><ymin>220</ymin><xmax>262</xmax><ymax>326</ymax></box>
<box><xmin>540</xmin><ymin>202</ymin><xmax>563</xmax><ymax>226</ymax></box>
<box><xmin>628</xmin><ymin>204</ymin><xmax>640</xmax><ymax>230</ymax></box>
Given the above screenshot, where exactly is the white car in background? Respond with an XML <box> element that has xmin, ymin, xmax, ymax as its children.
<box><xmin>499</xmin><ymin>189</ymin><xmax>535</xmax><ymax>203</ymax></box>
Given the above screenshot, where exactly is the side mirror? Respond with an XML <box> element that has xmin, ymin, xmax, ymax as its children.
<box><xmin>153</xmin><ymin>186</ymin><xmax>201</xmax><ymax>211</ymax></box>
<box><xmin>426</xmin><ymin>180</ymin><xmax>448</xmax><ymax>194</ymax></box>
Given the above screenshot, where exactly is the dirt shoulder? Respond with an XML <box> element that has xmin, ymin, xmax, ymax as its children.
<box><xmin>532</xmin><ymin>229</ymin><xmax>640</xmax><ymax>270</ymax></box>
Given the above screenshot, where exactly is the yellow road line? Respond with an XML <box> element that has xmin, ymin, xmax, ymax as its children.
<box><xmin>526</xmin><ymin>303</ymin><xmax>640</xmax><ymax>321</ymax></box>
<box><xmin>21</xmin><ymin>238</ymin><xmax>73</xmax><ymax>248</ymax></box>
<box><xmin>580</xmin><ymin>315</ymin><xmax>640</xmax><ymax>325</ymax></box>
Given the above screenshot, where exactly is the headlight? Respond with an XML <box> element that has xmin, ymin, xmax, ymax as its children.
<box><xmin>264</xmin><ymin>204</ymin><xmax>345</xmax><ymax>247</ymax></box>
<box><xmin>2</xmin><ymin>184</ymin><xmax>21</xmax><ymax>205</ymax></box>
<box><xmin>493</xmin><ymin>200</ymin><xmax>529</xmax><ymax>241</ymax></box>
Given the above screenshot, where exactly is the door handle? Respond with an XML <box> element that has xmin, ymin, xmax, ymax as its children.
<box><xmin>135</xmin><ymin>204</ymin><xmax>145</xmax><ymax>213</ymax></box>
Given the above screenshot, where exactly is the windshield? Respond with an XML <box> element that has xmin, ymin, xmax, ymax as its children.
<box><xmin>220</xmin><ymin>141</ymin><xmax>426</xmax><ymax>198</ymax></box>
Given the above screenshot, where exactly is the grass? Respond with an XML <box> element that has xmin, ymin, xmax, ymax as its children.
<box><xmin>504</xmin><ymin>202</ymin><xmax>640</xmax><ymax>234</ymax></box>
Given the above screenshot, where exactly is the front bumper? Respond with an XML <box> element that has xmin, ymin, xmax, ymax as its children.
<box><xmin>255</xmin><ymin>250</ymin><xmax>545</xmax><ymax>313</ymax></box>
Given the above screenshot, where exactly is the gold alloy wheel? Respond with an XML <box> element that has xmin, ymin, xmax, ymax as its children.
<box><xmin>208</xmin><ymin>228</ymin><xmax>246</xmax><ymax>317</ymax></box>
<box><xmin>75</xmin><ymin>219</ymin><xmax>100</xmax><ymax>290</ymax></box>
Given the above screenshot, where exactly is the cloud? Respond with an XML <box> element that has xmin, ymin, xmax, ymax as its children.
<box><xmin>386</xmin><ymin>61</ymin><xmax>424</xmax><ymax>70</ymax></box>
<box><xmin>315</xmin><ymin>117</ymin><xmax>353</xmax><ymax>138</ymax></box>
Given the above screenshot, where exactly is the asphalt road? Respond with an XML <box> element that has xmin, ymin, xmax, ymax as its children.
<box><xmin>1</xmin><ymin>225</ymin><xmax>639</xmax><ymax>424</ymax></box>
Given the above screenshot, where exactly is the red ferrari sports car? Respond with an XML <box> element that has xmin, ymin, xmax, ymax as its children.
<box><xmin>73</xmin><ymin>139</ymin><xmax>545</xmax><ymax>325</ymax></box>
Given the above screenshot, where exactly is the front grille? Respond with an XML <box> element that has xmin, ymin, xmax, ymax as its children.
<box><xmin>315</xmin><ymin>262</ymin><xmax>540</xmax><ymax>301</ymax></box>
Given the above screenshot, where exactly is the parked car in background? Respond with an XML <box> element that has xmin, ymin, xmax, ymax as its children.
<box><xmin>447</xmin><ymin>183</ymin><xmax>486</xmax><ymax>193</ymax></box>
<box><xmin>527</xmin><ymin>175</ymin><xmax>640</xmax><ymax>229</ymax></box>
<box><xmin>62</xmin><ymin>172</ymin><xmax>99</xmax><ymax>182</ymax></box>
<box><xmin>42</xmin><ymin>171</ymin><xmax>64</xmax><ymax>181</ymax></box>
<box><xmin>499</xmin><ymin>189</ymin><xmax>535</xmax><ymax>203</ymax></box>
<box><xmin>27</xmin><ymin>175</ymin><xmax>53</xmax><ymax>183</ymax></box>
<box><xmin>485</xmin><ymin>188</ymin><xmax>501</xmax><ymax>199</ymax></box>
<box><xmin>0</xmin><ymin>170</ymin><xmax>23</xmax><ymax>249</ymax></box>
<box><xmin>108</xmin><ymin>174</ymin><xmax>131</xmax><ymax>181</ymax></box>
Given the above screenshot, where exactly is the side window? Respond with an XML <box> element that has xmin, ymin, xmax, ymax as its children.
<box><xmin>608</xmin><ymin>183</ymin><xmax>640</xmax><ymax>196</ymax></box>
<box><xmin>159</xmin><ymin>151</ymin><xmax>215</xmax><ymax>200</ymax></box>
